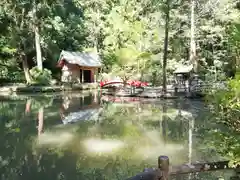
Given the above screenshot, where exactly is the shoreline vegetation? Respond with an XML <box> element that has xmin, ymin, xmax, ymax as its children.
<box><xmin>0</xmin><ymin>83</ymin><xmax>99</xmax><ymax>93</ymax></box>
<box><xmin>0</xmin><ymin>83</ymin><xmax>204</xmax><ymax>99</ymax></box>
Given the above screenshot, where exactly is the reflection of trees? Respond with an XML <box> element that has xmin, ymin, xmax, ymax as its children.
<box><xmin>0</xmin><ymin>96</ymin><xmax>66</xmax><ymax>179</ymax></box>
<box><xmin>139</xmin><ymin>103</ymin><xmax>189</xmax><ymax>143</ymax></box>
<box><xmin>0</xmin><ymin>94</ymin><xmax>147</xmax><ymax>180</ymax></box>
<box><xmin>106</xmin><ymin>101</ymin><xmax>193</xmax><ymax>144</ymax></box>
<box><xmin>0</xmin><ymin>95</ymin><xmax>232</xmax><ymax>180</ymax></box>
<box><xmin>196</xmin><ymin>114</ymin><xmax>240</xmax><ymax>163</ymax></box>
<box><xmin>0</xmin><ymin>101</ymin><xmax>40</xmax><ymax>179</ymax></box>
<box><xmin>0</xmin><ymin>96</ymin><xmax>124</xmax><ymax>180</ymax></box>
<box><xmin>162</xmin><ymin>101</ymin><xmax>168</xmax><ymax>144</ymax></box>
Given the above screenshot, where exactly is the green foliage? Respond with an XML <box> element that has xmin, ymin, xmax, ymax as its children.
<box><xmin>206</xmin><ymin>73</ymin><xmax>240</xmax><ymax>167</ymax></box>
<box><xmin>29</xmin><ymin>67</ymin><xmax>52</xmax><ymax>85</ymax></box>
<box><xmin>0</xmin><ymin>0</ymin><xmax>86</xmax><ymax>83</ymax></box>
<box><xmin>107</xmin><ymin>47</ymin><xmax>152</xmax><ymax>82</ymax></box>
<box><xmin>0</xmin><ymin>0</ymin><xmax>239</xmax><ymax>84</ymax></box>
<box><xmin>101</xmin><ymin>52</ymin><xmax>118</xmax><ymax>72</ymax></box>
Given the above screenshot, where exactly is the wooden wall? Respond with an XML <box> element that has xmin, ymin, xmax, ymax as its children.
<box><xmin>61</xmin><ymin>63</ymin><xmax>99</xmax><ymax>83</ymax></box>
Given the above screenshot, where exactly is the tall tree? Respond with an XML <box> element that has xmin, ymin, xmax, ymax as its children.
<box><xmin>190</xmin><ymin>0</ymin><xmax>197</xmax><ymax>73</ymax></box>
<box><xmin>0</xmin><ymin>0</ymin><xmax>86</xmax><ymax>82</ymax></box>
<box><xmin>162</xmin><ymin>0</ymin><xmax>170</xmax><ymax>94</ymax></box>
<box><xmin>33</xmin><ymin>0</ymin><xmax>43</xmax><ymax>71</ymax></box>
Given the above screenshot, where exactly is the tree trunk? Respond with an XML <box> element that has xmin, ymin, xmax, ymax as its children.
<box><xmin>162</xmin><ymin>1</ymin><xmax>170</xmax><ymax>94</ymax></box>
<box><xmin>94</xmin><ymin>9</ymin><xmax>100</xmax><ymax>53</ymax></box>
<box><xmin>34</xmin><ymin>25</ymin><xmax>43</xmax><ymax>71</ymax></box>
<box><xmin>190</xmin><ymin>0</ymin><xmax>197</xmax><ymax>73</ymax></box>
<box><xmin>33</xmin><ymin>0</ymin><xmax>43</xmax><ymax>71</ymax></box>
<box><xmin>22</xmin><ymin>55</ymin><xmax>32</xmax><ymax>83</ymax></box>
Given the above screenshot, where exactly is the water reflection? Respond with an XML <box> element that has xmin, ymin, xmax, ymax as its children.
<box><xmin>60</xmin><ymin>91</ymin><xmax>101</xmax><ymax>124</ymax></box>
<box><xmin>83</xmin><ymin>138</ymin><xmax>125</xmax><ymax>154</ymax></box>
<box><xmin>0</xmin><ymin>92</ymin><xmax>234</xmax><ymax>180</ymax></box>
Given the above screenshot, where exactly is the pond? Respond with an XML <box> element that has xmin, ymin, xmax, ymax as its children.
<box><xmin>0</xmin><ymin>91</ymin><xmax>235</xmax><ymax>180</ymax></box>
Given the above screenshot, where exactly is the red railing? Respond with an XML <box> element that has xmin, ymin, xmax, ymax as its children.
<box><xmin>100</xmin><ymin>80</ymin><xmax>149</xmax><ymax>88</ymax></box>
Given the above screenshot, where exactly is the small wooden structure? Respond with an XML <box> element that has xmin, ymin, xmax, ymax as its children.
<box><xmin>173</xmin><ymin>65</ymin><xmax>193</xmax><ymax>84</ymax></box>
<box><xmin>173</xmin><ymin>65</ymin><xmax>194</xmax><ymax>92</ymax></box>
<box><xmin>57</xmin><ymin>50</ymin><xmax>102</xmax><ymax>83</ymax></box>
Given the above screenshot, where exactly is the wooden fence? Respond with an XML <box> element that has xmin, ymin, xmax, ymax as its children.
<box><xmin>125</xmin><ymin>156</ymin><xmax>240</xmax><ymax>180</ymax></box>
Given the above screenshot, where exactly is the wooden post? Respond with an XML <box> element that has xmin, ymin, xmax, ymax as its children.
<box><xmin>125</xmin><ymin>156</ymin><xmax>171</xmax><ymax>180</ymax></box>
<box><xmin>80</xmin><ymin>69</ymin><xmax>82</xmax><ymax>83</ymax></box>
<box><xmin>158</xmin><ymin>156</ymin><xmax>169</xmax><ymax>180</ymax></box>
<box><xmin>82</xmin><ymin>69</ymin><xmax>84</xmax><ymax>83</ymax></box>
<box><xmin>91</xmin><ymin>69</ymin><xmax>94</xmax><ymax>83</ymax></box>
<box><xmin>94</xmin><ymin>90</ymin><xmax>97</xmax><ymax>103</ymax></box>
<box><xmin>94</xmin><ymin>68</ymin><xmax>97</xmax><ymax>83</ymax></box>
<box><xmin>77</xmin><ymin>67</ymin><xmax>81</xmax><ymax>83</ymax></box>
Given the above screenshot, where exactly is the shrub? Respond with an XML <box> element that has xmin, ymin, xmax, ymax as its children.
<box><xmin>205</xmin><ymin>72</ymin><xmax>240</xmax><ymax>167</ymax></box>
<box><xmin>29</xmin><ymin>67</ymin><xmax>52</xmax><ymax>85</ymax></box>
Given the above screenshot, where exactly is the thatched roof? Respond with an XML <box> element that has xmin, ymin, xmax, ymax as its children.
<box><xmin>58</xmin><ymin>50</ymin><xmax>102</xmax><ymax>67</ymax></box>
<box><xmin>174</xmin><ymin>64</ymin><xmax>193</xmax><ymax>74</ymax></box>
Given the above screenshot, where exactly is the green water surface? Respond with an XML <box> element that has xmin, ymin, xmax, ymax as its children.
<box><xmin>0</xmin><ymin>91</ymin><xmax>235</xmax><ymax>180</ymax></box>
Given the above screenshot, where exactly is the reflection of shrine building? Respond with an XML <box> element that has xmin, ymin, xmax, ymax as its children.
<box><xmin>59</xmin><ymin>92</ymin><xmax>101</xmax><ymax>124</ymax></box>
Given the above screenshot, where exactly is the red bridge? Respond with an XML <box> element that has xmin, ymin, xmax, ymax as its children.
<box><xmin>100</xmin><ymin>80</ymin><xmax>149</xmax><ymax>88</ymax></box>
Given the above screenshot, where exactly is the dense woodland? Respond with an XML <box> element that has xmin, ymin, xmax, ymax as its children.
<box><xmin>0</xmin><ymin>0</ymin><xmax>240</xmax><ymax>84</ymax></box>
<box><xmin>0</xmin><ymin>0</ymin><xmax>239</xmax><ymax>168</ymax></box>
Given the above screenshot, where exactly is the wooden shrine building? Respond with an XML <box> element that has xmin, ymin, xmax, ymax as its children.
<box><xmin>173</xmin><ymin>64</ymin><xmax>201</xmax><ymax>93</ymax></box>
<box><xmin>57</xmin><ymin>50</ymin><xmax>102</xmax><ymax>83</ymax></box>
<box><xmin>173</xmin><ymin>64</ymin><xmax>193</xmax><ymax>84</ymax></box>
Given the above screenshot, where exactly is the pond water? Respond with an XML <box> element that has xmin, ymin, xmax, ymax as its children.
<box><xmin>0</xmin><ymin>91</ymin><xmax>235</xmax><ymax>180</ymax></box>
